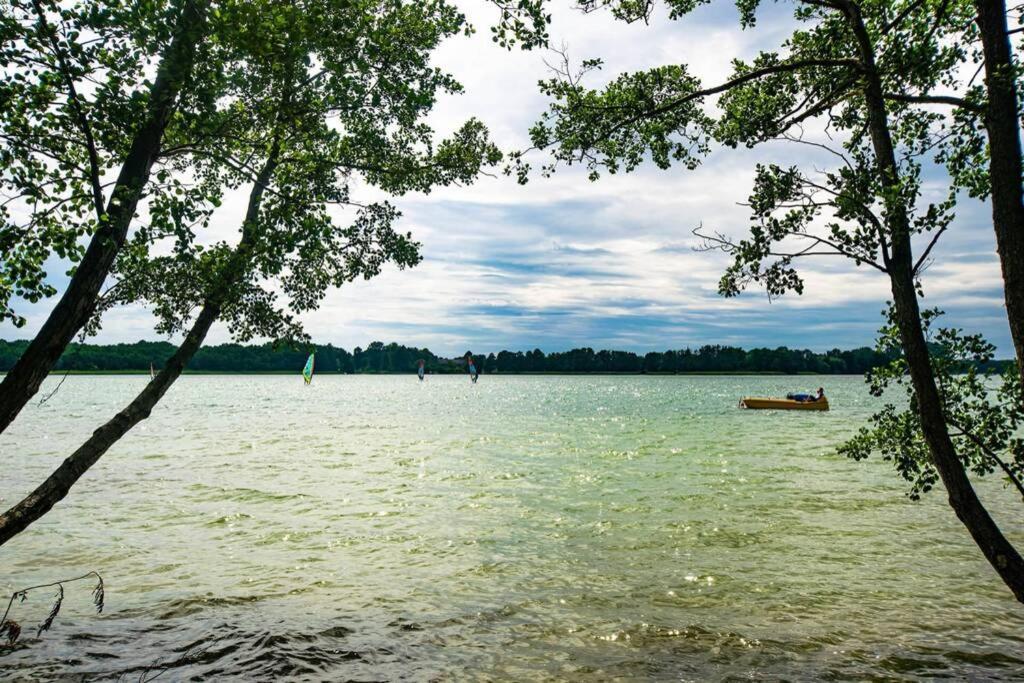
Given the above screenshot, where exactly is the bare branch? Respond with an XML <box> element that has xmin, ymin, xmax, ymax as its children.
<box><xmin>775</xmin><ymin>131</ymin><xmax>855</xmax><ymax>171</ymax></box>
<box><xmin>692</xmin><ymin>224</ymin><xmax>888</xmax><ymax>272</ymax></box>
<box><xmin>913</xmin><ymin>223</ymin><xmax>949</xmax><ymax>274</ymax></box>
<box><xmin>1</xmin><ymin>571</ymin><xmax>104</xmax><ymax>639</ymax></box>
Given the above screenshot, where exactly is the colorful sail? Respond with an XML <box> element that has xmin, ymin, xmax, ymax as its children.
<box><xmin>302</xmin><ymin>352</ymin><xmax>315</xmax><ymax>385</ymax></box>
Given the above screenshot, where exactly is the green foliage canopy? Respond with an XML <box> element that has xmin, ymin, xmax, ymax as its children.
<box><xmin>92</xmin><ymin>0</ymin><xmax>501</xmax><ymax>345</ymax></box>
<box><xmin>841</xmin><ymin>309</ymin><xmax>1024</xmax><ymax>501</ymax></box>
<box><xmin>0</xmin><ymin>0</ymin><xmax>213</xmax><ymax>325</ymax></box>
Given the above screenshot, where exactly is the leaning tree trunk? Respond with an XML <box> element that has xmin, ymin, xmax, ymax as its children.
<box><xmin>0</xmin><ymin>0</ymin><xmax>207</xmax><ymax>435</ymax></box>
<box><xmin>888</xmin><ymin>268</ymin><xmax>1024</xmax><ymax>602</ymax></box>
<box><xmin>843</xmin><ymin>0</ymin><xmax>1024</xmax><ymax>602</ymax></box>
<box><xmin>0</xmin><ymin>143</ymin><xmax>280</xmax><ymax>548</ymax></box>
<box><xmin>0</xmin><ymin>303</ymin><xmax>220</xmax><ymax>546</ymax></box>
<box><xmin>974</xmin><ymin>0</ymin><xmax>1024</xmax><ymax>392</ymax></box>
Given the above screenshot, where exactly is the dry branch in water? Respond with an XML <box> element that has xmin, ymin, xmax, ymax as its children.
<box><xmin>0</xmin><ymin>571</ymin><xmax>104</xmax><ymax>646</ymax></box>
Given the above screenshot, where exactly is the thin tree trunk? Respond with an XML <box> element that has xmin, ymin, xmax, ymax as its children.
<box><xmin>843</xmin><ymin>0</ymin><xmax>1024</xmax><ymax>602</ymax></box>
<box><xmin>0</xmin><ymin>144</ymin><xmax>280</xmax><ymax>548</ymax></box>
<box><xmin>889</xmin><ymin>269</ymin><xmax>1024</xmax><ymax>602</ymax></box>
<box><xmin>0</xmin><ymin>304</ymin><xmax>219</xmax><ymax>546</ymax></box>
<box><xmin>0</xmin><ymin>0</ymin><xmax>207</xmax><ymax>435</ymax></box>
<box><xmin>974</xmin><ymin>0</ymin><xmax>1024</xmax><ymax>391</ymax></box>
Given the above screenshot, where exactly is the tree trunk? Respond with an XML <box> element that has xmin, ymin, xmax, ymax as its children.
<box><xmin>844</xmin><ymin>0</ymin><xmax>1024</xmax><ymax>602</ymax></box>
<box><xmin>889</xmin><ymin>268</ymin><xmax>1024</xmax><ymax>603</ymax></box>
<box><xmin>0</xmin><ymin>303</ymin><xmax>220</xmax><ymax>547</ymax></box>
<box><xmin>974</xmin><ymin>0</ymin><xmax>1024</xmax><ymax>391</ymax></box>
<box><xmin>0</xmin><ymin>0</ymin><xmax>207</xmax><ymax>435</ymax></box>
<box><xmin>0</xmin><ymin>144</ymin><xmax>280</xmax><ymax>548</ymax></box>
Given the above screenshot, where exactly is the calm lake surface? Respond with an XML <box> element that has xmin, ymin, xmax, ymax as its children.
<box><xmin>1</xmin><ymin>375</ymin><xmax>1022</xmax><ymax>681</ymax></box>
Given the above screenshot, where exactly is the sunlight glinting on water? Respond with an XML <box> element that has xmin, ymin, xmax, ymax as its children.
<box><xmin>2</xmin><ymin>374</ymin><xmax>1022</xmax><ymax>680</ymax></box>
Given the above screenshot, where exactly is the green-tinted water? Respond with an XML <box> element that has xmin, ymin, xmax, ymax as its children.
<box><xmin>1</xmin><ymin>375</ymin><xmax>1022</xmax><ymax>680</ymax></box>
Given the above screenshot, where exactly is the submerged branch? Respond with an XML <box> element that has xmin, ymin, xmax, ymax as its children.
<box><xmin>0</xmin><ymin>571</ymin><xmax>104</xmax><ymax>646</ymax></box>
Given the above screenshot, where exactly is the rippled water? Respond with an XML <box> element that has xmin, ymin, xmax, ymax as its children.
<box><xmin>1</xmin><ymin>374</ymin><xmax>1022</xmax><ymax>681</ymax></box>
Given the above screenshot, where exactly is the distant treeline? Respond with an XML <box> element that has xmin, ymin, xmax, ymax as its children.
<box><xmin>0</xmin><ymin>338</ymin><xmax>931</xmax><ymax>375</ymax></box>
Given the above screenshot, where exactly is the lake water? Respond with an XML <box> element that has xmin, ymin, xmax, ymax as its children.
<box><xmin>1</xmin><ymin>375</ymin><xmax>1022</xmax><ymax>680</ymax></box>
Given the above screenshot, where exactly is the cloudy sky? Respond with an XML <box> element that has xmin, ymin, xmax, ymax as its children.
<box><xmin>2</xmin><ymin>1</ymin><xmax>1013</xmax><ymax>356</ymax></box>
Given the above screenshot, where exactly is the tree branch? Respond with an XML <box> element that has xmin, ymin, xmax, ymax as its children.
<box><xmin>693</xmin><ymin>225</ymin><xmax>888</xmax><ymax>272</ymax></box>
<box><xmin>913</xmin><ymin>223</ymin><xmax>948</xmax><ymax>274</ymax></box>
<box><xmin>881</xmin><ymin>0</ymin><xmax>929</xmax><ymax>32</ymax></box>
<box><xmin>30</xmin><ymin>0</ymin><xmax>105</xmax><ymax>221</ymax></box>
<box><xmin>884</xmin><ymin>92</ymin><xmax>986</xmax><ymax>113</ymax></box>
<box><xmin>950</xmin><ymin>424</ymin><xmax>1024</xmax><ymax>501</ymax></box>
<box><xmin>552</xmin><ymin>58</ymin><xmax>862</xmax><ymax>152</ymax></box>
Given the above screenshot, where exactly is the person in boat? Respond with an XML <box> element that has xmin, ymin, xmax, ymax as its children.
<box><xmin>417</xmin><ymin>359</ymin><xmax>425</xmax><ymax>381</ymax></box>
<box><xmin>466</xmin><ymin>353</ymin><xmax>478</xmax><ymax>383</ymax></box>
<box><xmin>787</xmin><ymin>388</ymin><xmax>825</xmax><ymax>402</ymax></box>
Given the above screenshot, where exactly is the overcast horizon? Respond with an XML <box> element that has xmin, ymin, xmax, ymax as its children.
<box><xmin>1</xmin><ymin>1</ymin><xmax>1013</xmax><ymax>357</ymax></box>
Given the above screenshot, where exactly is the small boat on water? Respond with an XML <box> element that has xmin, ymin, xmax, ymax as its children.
<box><xmin>740</xmin><ymin>396</ymin><xmax>829</xmax><ymax>411</ymax></box>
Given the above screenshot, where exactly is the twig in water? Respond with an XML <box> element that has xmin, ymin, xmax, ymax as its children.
<box><xmin>119</xmin><ymin>641</ymin><xmax>217</xmax><ymax>682</ymax></box>
<box><xmin>36</xmin><ymin>370</ymin><xmax>71</xmax><ymax>407</ymax></box>
<box><xmin>1</xmin><ymin>571</ymin><xmax>104</xmax><ymax>646</ymax></box>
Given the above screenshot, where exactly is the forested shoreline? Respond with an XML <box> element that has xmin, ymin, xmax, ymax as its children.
<box><xmin>0</xmin><ymin>337</ymin><xmax>950</xmax><ymax>375</ymax></box>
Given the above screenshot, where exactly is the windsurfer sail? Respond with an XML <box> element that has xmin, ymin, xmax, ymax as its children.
<box><xmin>150</xmin><ymin>363</ymin><xmax>155</xmax><ymax>380</ymax></box>
<box><xmin>302</xmin><ymin>352</ymin><xmax>315</xmax><ymax>385</ymax></box>
<box><xmin>466</xmin><ymin>353</ymin><xmax>478</xmax><ymax>383</ymax></box>
<box><xmin>417</xmin><ymin>359</ymin><xmax>425</xmax><ymax>381</ymax></box>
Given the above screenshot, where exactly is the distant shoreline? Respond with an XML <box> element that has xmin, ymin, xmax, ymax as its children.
<box><xmin>3</xmin><ymin>339</ymin><xmax>1013</xmax><ymax>376</ymax></box>
<box><xmin>18</xmin><ymin>370</ymin><xmax>859</xmax><ymax>376</ymax></box>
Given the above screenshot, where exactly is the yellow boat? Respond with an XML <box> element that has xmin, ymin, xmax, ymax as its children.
<box><xmin>740</xmin><ymin>396</ymin><xmax>829</xmax><ymax>411</ymax></box>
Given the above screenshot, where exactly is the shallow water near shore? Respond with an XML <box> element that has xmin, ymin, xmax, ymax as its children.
<box><xmin>1</xmin><ymin>374</ymin><xmax>1022</xmax><ymax>681</ymax></box>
